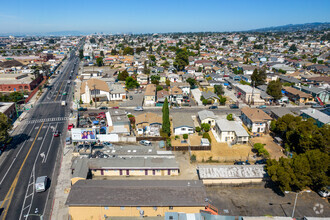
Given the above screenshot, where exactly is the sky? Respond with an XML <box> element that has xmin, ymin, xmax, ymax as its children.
<box><xmin>0</xmin><ymin>0</ymin><xmax>329</xmax><ymax>34</ymax></box>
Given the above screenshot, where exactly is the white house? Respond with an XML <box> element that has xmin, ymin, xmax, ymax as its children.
<box><xmin>172</xmin><ymin>113</ymin><xmax>194</xmax><ymax>135</ymax></box>
<box><xmin>215</xmin><ymin>119</ymin><xmax>249</xmax><ymax>144</ymax></box>
<box><xmin>197</xmin><ymin>110</ymin><xmax>217</xmax><ymax>127</ymax></box>
<box><xmin>109</xmin><ymin>84</ymin><xmax>126</xmax><ymax>101</ymax></box>
<box><xmin>241</xmin><ymin>107</ymin><xmax>272</xmax><ymax>133</ymax></box>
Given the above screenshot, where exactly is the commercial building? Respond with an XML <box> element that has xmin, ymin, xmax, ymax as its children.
<box><xmin>66</xmin><ymin>180</ymin><xmax>207</xmax><ymax>218</ymax></box>
<box><xmin>0</xmin><ymin>73</ymin><xmax>43</xmax><ymax>92</ymax></box>
<box><xmin>0</xmin><ymin>102</ymin><xmax>16</xmax><ymax>120</ymax></box>
<box><xmin>198</xmin><ymin>165</ymin><xmax>266</xmax><ymax>185</ymax></box>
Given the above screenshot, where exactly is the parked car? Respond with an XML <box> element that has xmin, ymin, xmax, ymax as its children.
<box><xmin>112</xmin><ymin>106</ymin><xmax>119</xmax><ymax>109</ymax></box>
<box><xmin>67</xmin><ymin>123</ymin><xmax>74</xmax><ymax>131</ymax></box>
<box><xmin>209</xmin><ymin>106</ymin><xmax>218</xmax><ymax>109</ymax></box>
<box><xmin>65</xmin><ymin>137</ymin><xmax>72</xmax><ymax>145</ymax></box>
<box><xmin>234</xmin><ymin>160</ymin><xmax>250</xmax><ymax>165</ymax></box>
<box><xmin>35</xmin><ymin>176</ymin><xmax>48</xmax><ymax>193</ymax></box>
<box><xmin>129</xmin><ymin>96</ymin><xmax>133</xmax><ymax>100</ymax></box>
<box><xmin>312</xmin><ymin>104</ymin><xmax>322</xmax><ymax>108</ymax></box>
<box><xmin>229</xmin><ymin>104</ymin><xmax>239</xmax><ymax>109</ymax></box>
<box><xmin>99</xmin><ymin>106</ymin><xmax>108</xmax><ymax>110</ymax></box>
<box><xmin>257</xmin><ymin>105</ymin><xmax>266</xmax><ymax>109</ymax></box>
<box><xmin>53</xmin><ymin>130</ymin><xmax>60</xmax><ymax>137</ymax></box>
<box><xmin>134</xmin><ymin>106</ymin><xmax>144</xmax><ymax>111</ymax></box>
<box><xmin>318</xmin><ymin>187</ymin><xmax>330</xmax><ymax>198</ymax></box>
<box><xmin>254</xmin><ymin>159</ymin><xmax>267</xmax><ymax>165</ymax></box>
<box><xmin>89</xmin><ymin>112</ymin><xmax>98</xmax><ymax>116</ymax></box>
<box><xmin>78</xmin><ymin>107</ymin><xmax>87</xmax><ymax>111</ymax></box>
<box><xmin>139</xmin><ymin>140</ymin><xmax>152</xmax><ymax>146</ymax></box>
<box><xmin>103</xmin><ymin>142</ymin><xmax>113</xmax><ymax>147</ymax></box>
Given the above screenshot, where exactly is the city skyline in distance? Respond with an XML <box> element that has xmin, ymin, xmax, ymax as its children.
<box><xmin>0</xmin><ymin>0</ymin><xmax>329</xmax><ymax>34</ymax></box>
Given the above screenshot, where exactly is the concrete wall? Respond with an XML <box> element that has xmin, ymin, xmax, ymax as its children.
<box><xmin>96</xmin><ymin>134</ymin><xmax>119</xmax><ymax>142</ymax></box>
<box><xmin>69</xmin><ymin>206</ymin><xmax>204</xmax><ymax>219</ymax></box>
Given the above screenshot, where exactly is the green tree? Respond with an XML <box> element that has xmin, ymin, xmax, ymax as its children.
<box><xmin>226</xmin><ymin>114</ymin><xmax>233</xmax><ymax>121</ymax></box>
<box><xmin>267</xmin><ymin>79</ymin><xmax>282</xmax><ymax>100</ymax></box>
<box><xmin>156</xmin><ymin>85</ymin><xmax>163</xmax><ymax>91</ymax></box>
<box><xmin>111</xmin><ymin>49</ymin><xmax>118</xmax><ymax>55</ymax></box>
<box><xmin>79</xmin><ymin>49</ymin><xmax>84</xmax><ymax>59</ymax></box>
<box><xmin>251</xmin><ymin>69</ymin><xmax>266</xmax><ymax>86</ymax></box>
<box><xmin>148</xmin><ymin>55</ymin><xmax>156</xmax><ymax>62</ymax></box>
<box><xmin>125</xmin><ymin>77</ymin><xmax>139</xmax><ymax>89</ymax></box>
<box><xmin>0</xmin><ymin>113</ymin><xmax>12</xmax><ymax>145</ymax></box>
<box><xmin>289</xmin><ymin>44</ymin><xmax>297</xmax><ymax>53</ymax></box>
<box><xmin>96</xmin><ymin>57</ymin><xmax>103</xmax><ymax>67</ymax></box>
<box><xmin>89</xmin><ymin>38</ymin><xmax>96</xmax><ymax>44</ymax></box>
<box><xmin>186</xmin><ymin>78</ymin><xmax>196</xmax><ymax>89</ymax></box>
<box><xmin>117</xmin><ymin>70</ymin><xmax>129</xmax><ymax>81</ymax></box>
<box><xmin>202</xmin><ymin>132</ymin><xmax>211</xmax><ymax>143</ymax></box>
<box><xmin>183</xmin><ymin>134</ymin><xmax>188</xmax><ymax>139</ymax></box>
<box><xmin>219</xmin><ymin>95</ymin><xmax>227</xmax><ymax>105</ymax></box>
<box><xmin>201</xmin><ymin>123</ymin><xmax>210</xmax><ymax>132</ymax></box>
<box><xmin>174</xmin><ymin>48</ymin><xmax>188</xmax><ymax>71</ymax></box>
<box><xmin>100</xmin><ymin>51</ymin><xmax>104</xmax><ymax>57</ymax></box>
<box><xmin>161</xmin><ymin>61</ymin><xmax>170</xmax><ymax>68</ymax></box>
<box><xmin>162</xmin><ymin>98</ymin><xmax>171</xmax><ymax>136</ymax></box>
<box><xmin>123</xmin><ymin>47</ymin><xmax>134</xmax><ymax>55</ymax></box>
<box><xmin>165</xmin><ymin>79</ymin><xmax>170</xmax><ymax>87</ymax></box>
<box><xmin>150</xmin><ymin>75</ymin><xmax>160</xmax><ymax>85</ymax></box>
<box><xmin>214</xmin><ymin>85</ymin><xmax>224</xmax><ymax>96</ymax></box>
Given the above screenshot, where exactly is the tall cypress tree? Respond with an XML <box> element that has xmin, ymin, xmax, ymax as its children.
<box><xmin>162</xmin><ymin>98</ymin><xmax>170</xmax><ymax>136</ymax></box>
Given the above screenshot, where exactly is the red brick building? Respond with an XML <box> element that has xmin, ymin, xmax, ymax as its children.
<box><xmin>0</xmin><ymin>74</ymin><xmax>43</xmax><ymax>92</ymax></box>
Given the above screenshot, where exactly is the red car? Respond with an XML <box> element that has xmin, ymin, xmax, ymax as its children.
<box><xmin>112</xmin><ymin>106</ymin><xmax>119</xmax><ymax>109</ymax></box>
<box><xmin>97</xmin><ymin>115</ymin><xmax>106</xmax><ymax>119</ymax></box>
<box><xmin>68</xmin><ymin>123</ymin><xmax>74</xmax><ymax>131</ymax></box>
<box><xmin>54</xmin><ymin>131</ymin><xmax>60</xmax><ymax>137</ymax></box>
<box><xmin>98</xmin><ymin>112</ymin><xmax>105</xmax><ymax>115</ymax></box>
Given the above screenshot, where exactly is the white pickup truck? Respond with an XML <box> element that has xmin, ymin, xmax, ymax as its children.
<box><xmin>61</xmin><ymin>101</ymin><xmax>66</xmax><ymax>106</ymax></box>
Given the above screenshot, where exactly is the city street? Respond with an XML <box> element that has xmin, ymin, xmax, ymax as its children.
<box><xmin>0</xmin><ymin>50</ymin><xmax>79</xmax><ymax>220</ymax></box>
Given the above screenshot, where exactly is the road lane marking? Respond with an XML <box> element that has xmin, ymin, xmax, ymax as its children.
<box><xmin>0</xmin><ymin>121</ymin><xmax>44</xmax><ymax>220</ymax></box>
<box><xmin>43</xmin><ymin>123</ymin><xmax>58</xmax><ymax>163</ymax></box>
<box><xmin>19</xmin><ymin>123</ymin><xmax>52</xmax><ymax>220</ymax></box>
<box><xmin>0</xmin><ymin>123</ymin><xmax>37</xmax><ymax>185</ymax></box>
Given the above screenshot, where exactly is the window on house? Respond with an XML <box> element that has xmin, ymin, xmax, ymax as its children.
<box><xmin>120</xmin><ymin>207</ymin><xmax>125</xmax><ymax>210</ymax></box>
<box><xmin>169</xmin><ymin>206</ymin><xmax>173</xmax><ymax>210</ymax></box>
<box><xmin>104</xmin><ymin>207</ymin><xmax>109</xmax><ymax>210</ymax></box>
<box><xmin>91</xmin><ymin>89</ymin><xmax>100</xmax><ymax>95</ymax></box>
<box><xmin>181</xmin><ymin>128</ymin><xmax>186</xmax><ymax>131</ymax></box>
<box><xmin>153</xmin><ymin>206</ymin><xmax>157</xmax><ymax>210</ymax></box>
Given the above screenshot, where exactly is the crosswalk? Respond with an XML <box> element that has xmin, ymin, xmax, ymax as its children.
<box><xmin>24</xmin><ymin>117</ymin><xmax>69</xmax><ymax>124</ymax></box>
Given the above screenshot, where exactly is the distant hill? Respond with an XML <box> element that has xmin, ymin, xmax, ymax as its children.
<box><xmin>246</xmin><ymin>22</ymin><xmax>330</xmax><ymax>32</ymax></box>
<box><xmin>0</xmin><ymin>31</ymin><xmax>89</xmax><ymax>37</ymax></box>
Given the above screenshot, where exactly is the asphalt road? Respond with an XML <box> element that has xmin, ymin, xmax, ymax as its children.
<box><xmin>0</xmin><ymin>50</ymin><xmax>79</xmax><ymax>220</ymax></box>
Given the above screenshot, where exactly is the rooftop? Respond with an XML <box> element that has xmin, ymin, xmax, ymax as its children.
<box><xmin>215</xmin><ymin>119</ymin><xmax>249</xmax><ymax>137</ymax></box>
<box><xmin>66</xmin><ymin>180</ymin><xmax>207</xmax><ymax>207</ymax></box>
<box><xmin>172</xmin><ymin>113</ymin><xmax>194</xmax><ymax>128</ymax></box>
<box><xmin>198</xmin><ymin>165</ymin><xmax>266</xmax><ymax>179</ymax></box>
<box><xmin>301</xmin><ymin>108</ymin><xmax>330</xmax><ymax>125</ymax></box>
<box><xmin>241</xmin><ymin>107</ymin><xmax>272</xmax><ymax>122</ymax></box>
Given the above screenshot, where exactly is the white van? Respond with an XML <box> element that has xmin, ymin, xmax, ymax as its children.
<box><xmin>61</xmin><ymin>101</ymin><xmax>66</xmax><ymax>106</ymax></box>
<box><xmin>35</xmin><ymin>176</ymin><xmax>48</xmax><ymax>193</ymax></box>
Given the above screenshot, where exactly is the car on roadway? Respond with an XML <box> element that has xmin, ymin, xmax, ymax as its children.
<box><xmin>67</xmin><ymin>123</ymin><xmax>74</xmax><ymax>131</ymax></box>
<box><xmin>134</xmin><ymin>106</ymin><xmax>144</xmax><ymax>111</ymax></box>
<box><xmin>62</xmin><ymin>92</ymin><xmax>67</xmax><ymax>95</ymax></box>
<box><xmin>139</xmin><ymin>140</ymin><xmax>152</xmax><ymax>146</ymax></box>
<box><xmin>229</xmin><ymin>104</ymin><xmax>239</xmax><ymax>109</ymax></box>
<box><xmin>129</xmin><ymin>96</ymin><xmax>133</xmax><ymax>100</ymax></box>
<box><xmin>35</xmin><ymin>176</ymin><xmax>48</xmax><ymax>193</ymax></box>
<box><xmin>209</xmin><ymin>106</ymin><xmax>218</xmax><ymax>109</ymax></box>
<box><xmin>257</xmin><ymin>105</ymin><xmax>267</xmax><ymax>109</ymax></box>
<box><xmin>53</xmin><ymin>130</ymin><xmax>60</xmax><ymax>137</ymax></box>
<box><xmin>99</xmin><ymin>106</ymin><xmax>108</xmax><ymax>110</ymax></box>
<box><xmin>103</xmin><ymin>142</ymin><xmax>113</xmax><ymax>147</ymax></box>
<box><xmin>112</xmin><ymin>106</ymin><xmax>119</xmax><ymax>109</ymax></box>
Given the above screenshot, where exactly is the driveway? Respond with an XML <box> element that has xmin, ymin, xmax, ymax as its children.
<box><xmin>191</xmin><ymin>88</ymin><xmax>202</xmax><ymax>106</ymax></box>
<box><xmin>119</xmin><ymin>91</ymin><xmax>144</xmax><ymax>107</ymax></box>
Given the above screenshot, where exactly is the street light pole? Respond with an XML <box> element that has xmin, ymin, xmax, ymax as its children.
<box><xmin>285</xmin><ymin>190</ymin><xmax>311</xmax><ymax>218</ymax></box>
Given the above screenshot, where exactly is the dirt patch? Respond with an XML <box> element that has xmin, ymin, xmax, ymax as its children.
<box><xmin>250</xmin><ymin>134</ymin><xmax>286</xmax><ymax>160</ymax></box>
<box><xmin>191</xmin><ymin>130</ymin><xmax>254</xmax><ymax>163</ymax></box>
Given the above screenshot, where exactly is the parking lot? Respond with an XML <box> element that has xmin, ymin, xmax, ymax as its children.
<box><xmin>119</xmin><ymin>91</ymin><xmax>144</xmax><ymax>107</ymax></box>
<box><xmin>206</xmin><ymin>183</ymin><xmax>330</xmax><ymax>218</ymax></box>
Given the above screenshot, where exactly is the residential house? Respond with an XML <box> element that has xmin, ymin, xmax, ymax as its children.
<box><xmin>194</xmin><ymin>72</ymin><xmax>204</xmax><ymax>82</ymax></box>
<box><xmin>108</xmin><ymin>84</ymin><xmax>126</xmax><ymax>101</ymax></box>
<box><xmin>66</xmin><ymin>180</ymin><xmax>206</xmax><ymax>218</ymax></box>
<box><xmin>282</xmin><ymin>86</ymin><xmax>313</xmax><ymax>103</ymax></box>
<box><xmin>272</xmin><ymin>64</ymin><xmax>295</xmax><ymax>74</ymax></box>
<box><xmin>156</xmin><ymin>89</ymin><xmax>169</xmax><ymax>105</ymax></box>
<box><xmin>80</xmin><ymin>78</ymin><xmax>110</xmax><ymax>103</ymax></box>
<box><xmin>185</xmin><ymin>65</ymin><xmax>197</xmax><ymax>74</ymax></box>
<box><xmin>214</xmin><ymin>119</ymin><xmax>249</xmax><ymax>144</ymax></box>
<box><xmin>298</xmin><ymin>85</ymin><xmax>329</xmax><ymax>104</ymax></box>
<box><xmin>234</xmin><ymin>84</ymin><xmax>265</xmax><ymax>105</ymax></box>
<box><xmin>135</xmin><ymin>112</ymin><xmax>162</xmax><ymax>136</ymax></box>
<box><xmin>270</xmin><ymin>108</ymin><xmax>295</xmax><ymax>120</ymax></box>
<box><xmin>241</xmin><ymin>107</ymin><xmax>272</xmax><ymax>133</ymax></box>
<box><xmin>242</xmin><ymin>65</ymin><xmax>257</xmax><ymax>75</ymax></box>
<box><xmin>201</xmin><ymin>91</ymin><xmax>219</xmax><ymax>104</ymax></box>
<box><xmin>172</xmin><ymin>113</ymin><xmax>194</xmax><ymax>135</ymax></box>
<box><xmin>300</xmin><ymin>108</ymin><xmax>330</xmax><ymax>128</ymax></box>
<box><xmin>168</xmin><ymin>73</ymin><xmax>180</xmax><ymax>82</ymax></box>
<box><xmin>144</xmin><ymin>84</ymin><xmax>156</xmax><ymax>106</ymax></box>
<box><xmin>169</xmin><ymin>86</ymin><xmax>183</xmax><ymax>104</ymax></box>
<box><xmin>279</xmin><ymin>75</ymin><xmax>301</xmax><ymax>86</ymax></box>
<box><xmin>197</xmin><ymin>110</ymin><xmax>217</xmax><ymax>127</ymax></box>
<box><xmin>171</xmin><ymin>82</ymin><xmax>190</xmax><ymax>95</ymax></box>
<box><xmin>137</xmin><ymin>73</ymin><xmax>148</xmax><ymax>85</ymax></box>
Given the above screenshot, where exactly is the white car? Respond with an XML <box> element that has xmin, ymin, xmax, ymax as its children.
<box><xmin>134</xmin><ymin>106</ymin><xmax>144</xmax><ymax>111</ymax></box>
<box><xmin>318</xmin><ymin>187</ymin><xmax>330</xmax><ymax>197</ymax></box>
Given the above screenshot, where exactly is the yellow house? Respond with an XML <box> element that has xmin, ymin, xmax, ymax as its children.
<box><xmin>66</xmin><ymin>180</ymin><xmax>207</xmax><ymax>219</ymax></box>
